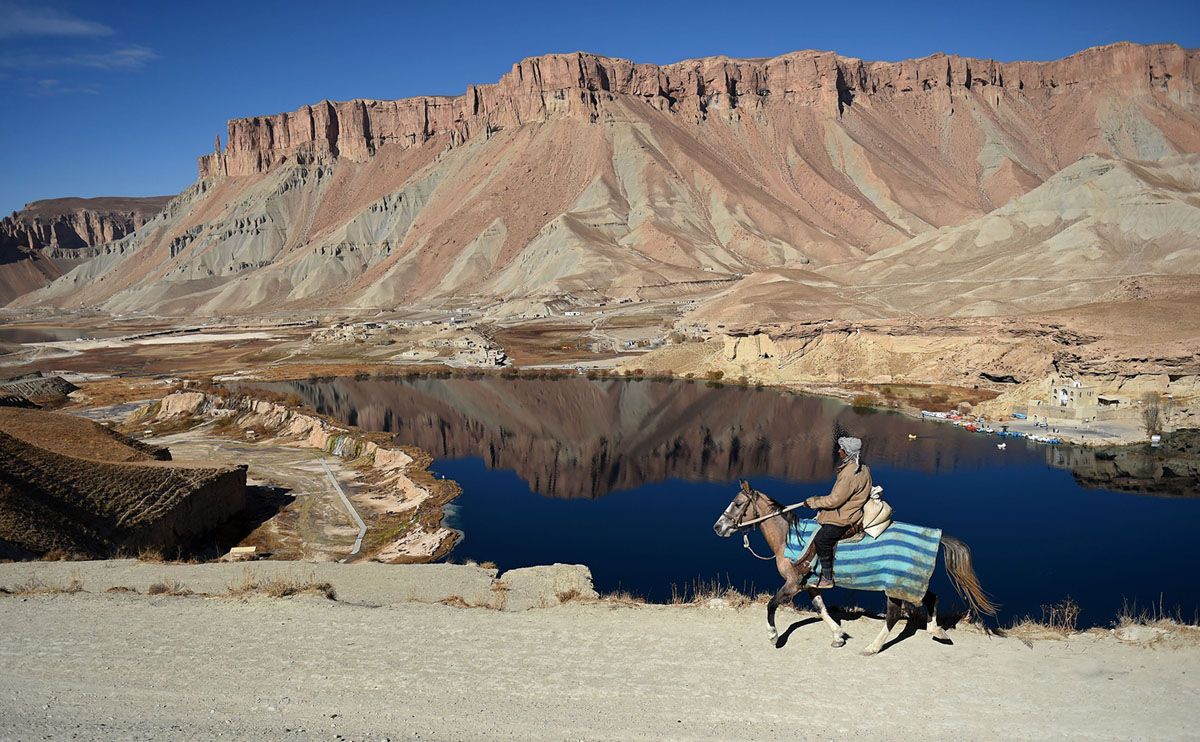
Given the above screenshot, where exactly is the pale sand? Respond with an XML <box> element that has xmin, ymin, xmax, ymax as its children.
<box><xmin>0</xmin><ymin>563</ymin><xmax>1197</xmax><ymax>740</ymax></box>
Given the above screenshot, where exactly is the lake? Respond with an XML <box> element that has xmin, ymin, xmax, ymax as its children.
<box><xmin>0</xmin><ymin>326</ymin><xmax>125</xmax><ymax>344</ymax></box>
<box><xmin>263</xmin><ymin>375</ymin><xmax>1200</xmax><ymax>627</ymax></box>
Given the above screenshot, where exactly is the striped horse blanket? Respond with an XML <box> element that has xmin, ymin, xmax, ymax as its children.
<box><xmin>783</xmin><ymin>518</ymin><xmax>942</xmax><ymax>604</ymax></box>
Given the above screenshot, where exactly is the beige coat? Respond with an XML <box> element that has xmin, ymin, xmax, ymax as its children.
<box><xmin>806</xmin><ymin>461</ymin><xmax>873</xmax><ymax>527</ymax></box>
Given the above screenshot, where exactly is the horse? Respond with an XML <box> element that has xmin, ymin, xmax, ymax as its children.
<box><xmin>713</xmin><ymin>482</ymin><xmax>997</xmax><ymax>655</ymax></box>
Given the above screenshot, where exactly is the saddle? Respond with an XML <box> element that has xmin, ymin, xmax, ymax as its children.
<box><xmin>791</xmin><ymin>521</ymin><xmax>865</xmax><ymax>577</ymax></box>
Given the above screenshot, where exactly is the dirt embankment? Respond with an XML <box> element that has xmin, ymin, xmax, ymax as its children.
<box><xmin>0</xmin><ymin>560</ymin><xmax>1197</xmax><ymax>740</ymax></box>
<box><xmin>0</xmin><ymin>407</ymin><xmax>245</xmax><ymax>558</ymax></box>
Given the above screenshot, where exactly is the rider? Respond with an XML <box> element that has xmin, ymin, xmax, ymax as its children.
<box><xmin>803</xmin><ymin>436</ymin><xmax>873</xmax><ymax>588</ymax></box>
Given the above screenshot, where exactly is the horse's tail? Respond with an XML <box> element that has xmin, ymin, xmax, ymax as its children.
<box><xmin>940</xmin><ymin>535</ymin><xmax>999</xmax><ymax>622</ymax></box>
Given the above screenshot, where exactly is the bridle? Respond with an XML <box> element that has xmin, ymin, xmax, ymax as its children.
<box><xmin>726</xmin><ymin>486</ymin><xmax>804</xmax><ymax>561</ymax></box>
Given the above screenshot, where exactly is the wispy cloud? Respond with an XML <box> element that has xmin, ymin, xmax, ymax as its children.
<box><xmin>75</xmin><ymin>45</ymin><xmax>159</xmax><ymax>70</ymax></box>
<box><xmin>30</xmin><ymin>78</ymin><xmax>100</xmax><ymax>96</ymax></box>
<box><xmin>0</xmin><ymin>4</ymin><xmax>113</xmax><ymax>39</ymax></box>
<box><xmin>0</xmin><ymin>45</ymin><xmax>159</xmax><ymax>70</ymax></box>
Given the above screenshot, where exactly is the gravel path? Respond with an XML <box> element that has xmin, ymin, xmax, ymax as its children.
<box><xmin>1</xmin><ymin>587</ymin><xmax>1197</xmax><ymax>740</ymax></box>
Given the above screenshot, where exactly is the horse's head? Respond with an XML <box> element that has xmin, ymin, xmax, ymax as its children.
<box><xmin>713</xmin><ymin>480</ymin><xmax>756</xmax><ymax>538</ymax></box>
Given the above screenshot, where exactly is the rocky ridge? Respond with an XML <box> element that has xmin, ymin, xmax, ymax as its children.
<box><xmin>14</xmin><ymin>42</ymin><xmax>1200</xmax><ymax>315</ymax></box>
<box><xmin>200</xmin><ymin>43</ymin><xmax>1199</xmax><ymax>178</ymax></box>
<box><xmin>1</xmin><ymin>196</ymin><xmax>173</xmax><ymax>255</ymax></box>
<box><xmin>0</xmin><ymin>196</ymin><xmax>172</xmax><ymax>305</ymax></box>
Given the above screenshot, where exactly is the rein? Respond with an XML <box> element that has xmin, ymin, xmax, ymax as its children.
<box><xmin>734</xmin><ymin>490</ymin><xmax>805</xmax><ymax>561</ymax></box>
<box><xmin>735</xmin><ymin>500</ymin><xmax>807</xmax><ymax>528</ymax></box>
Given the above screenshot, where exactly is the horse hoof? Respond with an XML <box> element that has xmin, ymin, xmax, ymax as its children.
<box><xmin>860</xmin><ymin>648</ymin><xmax>879</xmax><ymax>656</ymax></box>
<box><xmin>767</xmin><ymin>633</ymin><xmax>778</xmax><ymax>645</ymax></box>
<box><xmin>831</xmin><ymin>638</ymin><xmax>845</xmax><ymax>648</ymax></box>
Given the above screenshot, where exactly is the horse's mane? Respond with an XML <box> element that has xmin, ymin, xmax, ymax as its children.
<box><xmin>755</xmin><ymin>489</ymin><xmax>799</xmax><ymax>524</ymax></box>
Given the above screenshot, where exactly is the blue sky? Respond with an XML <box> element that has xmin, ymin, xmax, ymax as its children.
<box><xmin>1</xmin><ymin>0</ymin><xmax>1197</xmax><ymax>215</ymax></box>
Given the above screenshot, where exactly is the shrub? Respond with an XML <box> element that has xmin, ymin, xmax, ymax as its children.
<box><xmin>851</xmin><ymin>394</ymin><xmax>874</xmax><ymax>410</ymax></box>
<box><xmin>1141</xmin><ymin>392</ymin><xmax>1162</xmax><ymax>435</ymax></box>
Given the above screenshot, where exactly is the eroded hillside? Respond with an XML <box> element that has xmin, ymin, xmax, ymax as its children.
<box><xmin>14</xmin><ymin>43</ymin><xmax>1200</xmax><ymax>315</ymax></box>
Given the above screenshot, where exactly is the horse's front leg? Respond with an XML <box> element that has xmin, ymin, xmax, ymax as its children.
<box><xmin>766</xmin><ymin>578</ymin><xmax>802</xmax><ymax>646</ymax></box>
<box><xmin>808</xmin><ymin>588</ymin><xmax>849</xmax><ymax>647</ymax></box>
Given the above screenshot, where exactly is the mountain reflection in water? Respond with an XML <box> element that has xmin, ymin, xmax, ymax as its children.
<box><xmin>260</xmin><ymin>376</ymin><xmax>1197</xmax><ymax>499</ymax></box>
<box><xmin>263</xmin><ymin>376</ymin><xmax>1032</xmax><ymax>499</ymax></box>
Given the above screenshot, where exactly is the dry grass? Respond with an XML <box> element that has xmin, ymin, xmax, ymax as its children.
<box><xmin>1115</xmin><ymin>597</ymin><xmax>1200</xmax><ymax>635</ymax></box>
<box><xmin>104</xmin><ymin>585</ymin><xmax>137</xmax><ymax>594</ymax></box>
<box><xmin>0</xmin><ymin>570</ymin><xmax>84</xmax><ymax>596</ymax></box>
<box><xmin>38</xmin><ymin>548</ymin><xmax>85</xmax><ymax>562</ymax></box>
<box><xmin>1008</xmin><ymin>597</ymin><xmax>1082</xmax><ymax>639</ymax></box>
<box><xmin>489</xmin><ymin>581</ymin><xmax>509</xmax><ymax>611</ymax></box>
<box><xmin>555</xmin><ymin>588</ymin><xmax>583</xmax><ymax>603</ymax></box>
<box><xmin>223</xmin><ymin>571</ymin><xmax>336</xmax><ymax>600</ymax></box>
<box><xmin>602</xmin><ymin>590</ymin><xmax>647</xmax><ymax>606</ymax></box>
<box><xmin>669</xmin><ymin>577</ymin><xmax>757</xmax><ymax>607</ymax></box>
<box><xmin>147</xmin><ymin>578</ymin><xmax>193</xmax><ymax>597</ymax></box>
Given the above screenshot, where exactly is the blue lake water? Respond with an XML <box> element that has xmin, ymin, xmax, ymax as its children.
<box><xmin>266</xmin><ymin>375</ymin><xmax>1200</xmax><ymax>627</ymax></box>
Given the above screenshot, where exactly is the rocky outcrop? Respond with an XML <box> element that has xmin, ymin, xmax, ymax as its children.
<box><xmin>147</xmin><ymin>390</ymin><xmax>457</xmax><ymax>561</ymax></box>
<box><xmin>200</xmin><ymin>43</ymin><xmax>1199</xmax><ymax>178</ymax></box>
<box><xmin>0</xmin><ymin>195</ymin><xmax>172</xmax><ymax>305</ymax></box>
<box><xmin>1</xmin><ymin>196</ymin><xmax>173</xmax><ymax>254</ymax></box>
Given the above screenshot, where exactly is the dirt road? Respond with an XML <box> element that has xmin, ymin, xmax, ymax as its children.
<box><xmin>1</xmin><ymin>585</ymin><xmax>1196</xmax><ymax>740</ymax></box>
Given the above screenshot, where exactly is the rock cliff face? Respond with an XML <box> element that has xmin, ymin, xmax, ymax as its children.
<box><xmin>14</xmin><ymin>43</ymin><xmax>1200</xmax><ymax>315</ymax></box>
<box><xmin>0</xmin><ymin>196</ymin><xmax>172</xmax><ymax>304</ymax></box>
<box><xmin>1</xmin><ymin>196</ymin><xmax>173</xmax><ymax>254</ymax></box>
<box><xmin>200</xmin><ymin>44</ymin><xmax>1199</xmax><ymax>179</ymax></box>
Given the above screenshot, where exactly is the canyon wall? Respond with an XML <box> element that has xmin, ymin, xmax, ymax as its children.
<box><xmin>1</xmin><ymin>196</ymin><xmax>173</xmax><ymax>254</ymax></box>
<box><xmin>200</xmin><ymin>43</ymin><xmax>1199</xmax><ymax>178</ymax></box>
<box><xmin>15</xmin><ymin>43</ymin><xmax>1200</xmax><ymax>316</ymax></box>
<box><xmin>0</xmin><ymin>196</ymin><xmax>173</xmax><ymax>305</ymax></box>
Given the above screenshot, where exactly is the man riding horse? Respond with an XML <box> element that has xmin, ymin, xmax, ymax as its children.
<box><xmin>797</xmin><ymin>436</ymin><xmax>872</xmax><ymax>588</ymax></box>
<box><xmin>714</xmin><ymin>433</ymin><xmax>996</xmax><ymax>653</ymax></box>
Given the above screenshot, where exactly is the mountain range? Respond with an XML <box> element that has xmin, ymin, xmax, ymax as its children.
<box><xmin>0</xmin><ymin>196</ymin><xmax>171</xmax><ymax>306</ymax></box>
<box><xmin>8</xmin><ymin>42</ymin><xmax>1200</xmax><ymax>319</ymax></box>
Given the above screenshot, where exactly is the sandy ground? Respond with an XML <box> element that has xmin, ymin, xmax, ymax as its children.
<box><xmin>0</xmin><ymin>563</ymin><xmax>1197</xmax><ymax>740</ymax></box>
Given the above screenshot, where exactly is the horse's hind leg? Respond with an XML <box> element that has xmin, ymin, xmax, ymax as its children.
<box><xmin>862</xmin><ymin>597</ymin><xmax>902</xmax><ymax>655</ymax></box>
<box><xmin>922</xmin><ymin>590</ymin><xmax>951</xmax><ymax>642</ymax></box>
<box><xmin>766</xmin><ymin>579</ymin><xmax>802</xmax><ymax>645</ymax></box>
<box><xmin>808</xmin><ymin>588</ymin><xmax>849</xmax><ymax>648</ymax></box>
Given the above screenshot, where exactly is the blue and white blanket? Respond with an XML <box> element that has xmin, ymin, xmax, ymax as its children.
<box><xmin>783</xmin><ymin>518</ymin><xmax>942</xmax><ymax>604</ymax></box>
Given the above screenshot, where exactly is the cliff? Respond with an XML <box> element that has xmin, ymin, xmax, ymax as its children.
<box><xmin>1</xmin><ymin>196</ymin><xmax>173</xmax><ymax>254</ymax></box>
<box><xmin>0</xmin><ymin>195</ymin><xmax>173</xmax><ymax>305</ymax></box>
<box><xmin>16</xmin><ymin>42</ymin><xmax>1200</xmax><ymax>316</ymax></box>
<box><xmin>200</xmin><ymin>43</ymin><xmax>1199</xmax><ymax>178</ymax></box>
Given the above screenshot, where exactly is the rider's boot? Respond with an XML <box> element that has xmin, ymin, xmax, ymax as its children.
<box><xmin>816</xmin><ymin>568</ymin><xmax>835</xmax><ymax>589</ymax></box>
